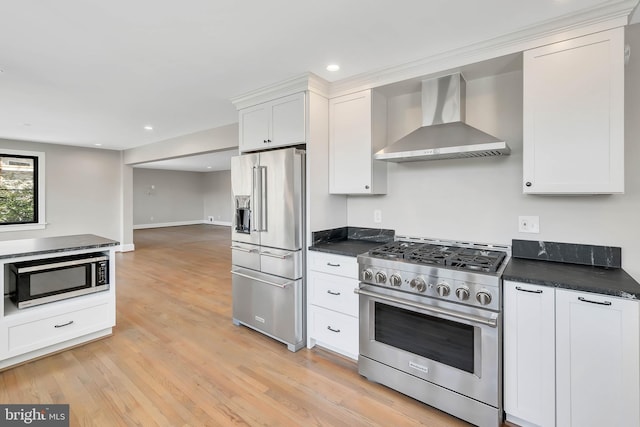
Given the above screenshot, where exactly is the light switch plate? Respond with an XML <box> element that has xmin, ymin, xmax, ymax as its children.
<box><xmin>518</xmin><ymin>216</ymin><xmax>540</xmax><ymax>233</ymax></box>
<box><xmin>373</xmin><ymin>209</ymin><xmax>382</xmax><ymax>224</ymax></box>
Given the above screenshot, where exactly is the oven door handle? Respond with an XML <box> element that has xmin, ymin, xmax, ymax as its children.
<box><xmin>354</xmin><ymin>288</ymin><xmax>498</xmax><ymax>328</ymax></box>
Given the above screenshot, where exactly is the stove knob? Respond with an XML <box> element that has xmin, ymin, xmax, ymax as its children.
<box><xmin>410</xmin><ymin>277</ymin><xmax>426</xmax><ymax>292</ymax></box>
<box><xmin>362</xmin><ymin>269</ymin><xmax>373</xmax><ymax>282</ymax></box>
<box><xmin>455</xmin><ymin>287</ymin><xmax>470</xmax><ymax>301</ymax></box>
<box><xmin>476</xmin><ymin>291</ymin><xmax>492</xmax><ymax>306</ymax></box>
<box><xmin>436</xmin><ymin>282</ymin><xmax>450</xmax><ymax>297</ymax></box>
<box><xmin>375</xmin><ymin>271</ymin><xmax>387</xmax><ymax>284</ymax></box>
<box><xmin>389</xmin><ymin>274</ymin><xmax>402</xmax><ymax>287</ymax></box>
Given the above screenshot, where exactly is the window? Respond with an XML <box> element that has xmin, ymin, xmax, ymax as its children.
<box><xmin>0</xmin><ymin>150</ymin><xmax>45</xmax><ymax>230</ymax></box>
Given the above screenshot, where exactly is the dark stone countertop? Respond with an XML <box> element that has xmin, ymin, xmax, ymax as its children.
<box><xmin>503</xmin><ymin>258</ymin><xmax>640</xmax><ymax>300</ymax></box>
<box><xmin>309</xmin><ymin>239</ymin><xmax>387</xmax><ymax>257</ymax></box>
<box><xmin>0</xmin><ymin>234</ymin><xmax>120</xmax><ymax>260</ymax></box>
<box><xmin>308</xmin><ymin>226</ymin><xmax>393</xmax><ymax>257</ymax></box>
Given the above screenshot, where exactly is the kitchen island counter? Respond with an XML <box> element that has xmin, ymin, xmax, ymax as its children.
<box><xmin>308</xmin><ymin>226</ymin><xmax>393</xmax><ymax>257</ymax></box>
<box><xmin>0</xmin><ymin>234</ymin><xmax>119</xmax><ymax>260</ymax></box>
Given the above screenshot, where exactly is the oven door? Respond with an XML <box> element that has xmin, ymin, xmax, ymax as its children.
<box><xmin>357</xmin><ymin>284</ymin><xmax>501</xmax><ymax>406</ymax></box>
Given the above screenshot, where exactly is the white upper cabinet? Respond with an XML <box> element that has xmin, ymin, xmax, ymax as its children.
<box><xmin>329</xmin><ymin>89</ymin><xmax>387</xmax><ymax>194</ymax></box>
<box><xmin>239</xmin><ymin>92</ymin><xmax>306</xmax><ymax>153</ymax></box>
<box><xmin>523</xmin><ymin>27</ymin><xmax>624</xmax><ymax>194</ymax></box>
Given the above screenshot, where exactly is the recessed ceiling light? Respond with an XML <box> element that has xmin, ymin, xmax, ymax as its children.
<box><xmin>94</xmin><ymin>143</ymin><xmax>102</xmax><ymax>147</ymax></box>
<box><xmin>143</xmin><ymin>125</ymin><xmax>153</xmax><ymax>131</ymax></box>
<box><xmin>206</xmin><ymin>166</ymin><xmax>212</xmax><ymax>169</ymax></box>
<box><xmin>326</xmin><ymin>64</ymin><xmax>340</xmax><ymax>72</ymax></box>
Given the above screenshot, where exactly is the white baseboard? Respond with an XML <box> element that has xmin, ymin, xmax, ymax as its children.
<box><xmin>133</xmin><ymin>220</ymin><xmax>204</xmax><ymax>230</ymax></box>
<box><xmin>118</xmin><ymin>243</ymin><xmax>135</xmax><ymax>252</ymax></box>
<box><xmin>208</xmin><ymin>220</ymin><xmax>232</xmax><ymax>227</ymax></box>
<box><xmin>133</xmin><ymin>220</ymin><xmax>232</xmax><ymax>230</ymax></box>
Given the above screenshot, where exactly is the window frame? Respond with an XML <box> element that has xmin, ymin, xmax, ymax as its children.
<box><xmin>0</xmin><ymin>149</ymin><xmax>46</xmax><ymax>232</ymax></box>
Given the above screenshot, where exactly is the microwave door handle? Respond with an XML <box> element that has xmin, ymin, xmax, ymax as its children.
<box><xmin>16</xmin><ymin>256</ymin><xmax>108</xmax><ymax>273</ymax></box>
<box><xmin>91</xmin><ymin>263</ymin><xmax>96</xmax><ymax>287</ymax></box>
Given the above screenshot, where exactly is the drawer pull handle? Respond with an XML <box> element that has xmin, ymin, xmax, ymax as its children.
<box><xmin>261</xmin><ymin>250</ymin><xmax>292</xmax><ymax>259</ymax></box>
<box><xmin>327</xmin><ymin>290</ymin><xmax>341</xmax><ymax>296</ymax></box>
<box><xmin>327</xmin><ymin>262</ymin><xmax>341</xmax><ymax>267</ymax></box>
<box><xmin>230</xmin><ymin>246</ymin><xmax>257</xmax><ymax>253</ymax></box>
<box><xmin>54</xmin><ymin>320</ymin><xmax>74</xmax><ymax>328</ymax></box>
<box><xmin>516</xmin><ymin>286</ymin><xmax>543</xmax><ymax>294</ymax></box>
<box><xmin>578</xmin><ymin>296</ymin><xmax>612</xmax><ymax>306</ymax></box>
<box><xmin>327</xmin><ymin>326</ymin><xmax>341</xmax><ymax>333</ymax></box>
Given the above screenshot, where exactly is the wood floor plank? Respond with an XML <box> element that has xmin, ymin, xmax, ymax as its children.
<box><xmin>0</xmin><ymin>224</ymin><xmax>510</xmax><ymax>426</ymax></box>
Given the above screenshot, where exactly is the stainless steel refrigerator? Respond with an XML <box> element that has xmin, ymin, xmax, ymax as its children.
<box><xmin>230</xmin><ymin>147</ymin><xmax>305</xmax><ymax>352</ymax></box>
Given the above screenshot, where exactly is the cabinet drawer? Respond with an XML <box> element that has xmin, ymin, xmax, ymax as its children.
<box><xmin>308</xmin><ymin>252</ymin><xmax>358</xmax><ymax>278</ymax></box>
<box><xmin>309</xmin><ymin>271</ymin><xmax>358</xmax><ymax>317</ymax></box>
<box><xmin>309</xmin><ymin>306</ymin><xmax>358</xmax><ymax>359</ymax></box>
<box><xmin>8</xmin><ymin>303</ymin><xmax>111</xmax><ymax>355</ymax></box>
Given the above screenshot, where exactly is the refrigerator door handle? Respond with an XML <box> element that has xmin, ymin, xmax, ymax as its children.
<box><xmin>251</xmin><ymin>166</ymin><xmax>259</xmax><ymax>232</ymax></box>
<box><xmin>259</xmin><ymin>166</ymin><xmax>267</xmax><ymax>231</ymax></box>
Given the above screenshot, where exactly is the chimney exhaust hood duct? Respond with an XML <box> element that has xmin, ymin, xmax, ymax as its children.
<box><xmin>375</xmin><ymin>73</ymin><xmax>510</xmax><ymax>162</ymax></box>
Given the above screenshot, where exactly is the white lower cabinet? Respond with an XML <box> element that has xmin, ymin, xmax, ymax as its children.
<box><xmin>504</xmin><ymin>282</ymin><xmax>555</xmax><ymax>427</ymax></box>
<box><xmin>504</xmin><ymin>281</ymin><xmax>640</xmax><ymax>427</ymax></box>
<box><xmin>309</xmin><ymin>306</ymin><xmax>359</xmax><ymax>359</ymax></box>
<box><xmin>0</xmin><ymin>246</ymin><xmax>117</xmax><ymax>370</ymax></box>
<box><xmin>555</xmin><ymin>289</ymin><xmax>640</xmax><ymax>427</ymax></box>
<box><xmin>307</xmin><ymin>252</ymin><xmax>359</xmax><ymax>360</ymax></box>
<box><xmin>6</xmin><ymin>300</ymin><xmax>111</xmax><ymax>356</ymax></box>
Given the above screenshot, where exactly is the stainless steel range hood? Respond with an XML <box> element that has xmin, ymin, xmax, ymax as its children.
<box><xmin>375</xmin><ymin>73</ymin><xmax>510</xmax><ymax>162</ymax></box>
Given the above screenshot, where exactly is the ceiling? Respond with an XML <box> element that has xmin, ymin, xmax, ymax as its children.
<box><xmin>1</xmin><ymin>1</ymin><xmax>639</xmax><ymax>163</ymax></box>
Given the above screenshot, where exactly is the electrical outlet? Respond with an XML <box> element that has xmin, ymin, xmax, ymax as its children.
<box><xmin>373</xmin><ymin>209</ymin><xmax>382</xmax><ymax>224</ymax></box>
<box><xmin>518</xmin><ymin>216</ymin><xmax>540</xmax><ymax>233</ymax></box>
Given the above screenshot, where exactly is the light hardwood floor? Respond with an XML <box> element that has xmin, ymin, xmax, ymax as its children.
<box><xmin>0</xmin><ymin>225</ymin><xmax>502</xmax><ymax>426</ymax></box>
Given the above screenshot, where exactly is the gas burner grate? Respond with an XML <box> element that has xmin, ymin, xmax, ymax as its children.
<box><xmin>367</xmin><ymin>241</ymin><xmax>508</xmax><ymax>273</ymax></box>
<box><xmin>369</xmin><ymin>241</ymin><xmax>425</xmax><ymax>259</ymax></box>
<box><xmin>446</xmin><ymin>248</ymin><xmax>506</xmax><ymax>273</ymax></box>
<box><xmin>405</xmin><ymin>244</ymin><xmax>456</xmax><ymax>266</ymax></box>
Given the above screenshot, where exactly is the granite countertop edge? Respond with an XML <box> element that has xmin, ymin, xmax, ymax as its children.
<box><xmin>308</xmin><ymin>226</ymin><xmax>394</xmax><ymax>258</ymax></box>
<box><xmin>503</xmin><ymin>258</ymin><xmax>640</xmax><ymax>300</ymax></box>
<box><xmin>0</xmin><ymin>234</ymin><xmax>120</xmax><ymax>260</ymax></box>
<box><xmin>308</xmin><ymin>240</ymin><xmax>385</xmax><ymax>258</ymax></box>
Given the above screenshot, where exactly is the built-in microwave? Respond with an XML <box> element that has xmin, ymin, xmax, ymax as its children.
<box><xmin>8</xmin><ymin>252</ymin><xmax>109</xmax><ymax>309</ymax></box>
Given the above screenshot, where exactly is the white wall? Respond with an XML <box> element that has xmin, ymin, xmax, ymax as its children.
<box><xmin>133</xmin><ymin>168</ymin><xmax>232</xmax><ymax>227</ymax></box>
<box><xmin>347</xmin><ymin>24</ymin><xmax>640</xmax><ymax>281</ymax></box>
<box><xmin>0</xmin><ymin>139</ymin><xmax>122</xmax><ymax>242</ymax></box>
<box><xmin>202</xmin><ymin>170</ymin><xmax>232</xmax><ymax>224</ymax></box>
<box><xmin>133</xmin><ymin>168</ymin><xmax>204</xmax><ymax>227</ymax></box>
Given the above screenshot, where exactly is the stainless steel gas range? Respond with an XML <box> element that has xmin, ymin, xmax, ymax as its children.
<box><xmin>355</xmin><ymin>237</ymin><xmax>510</xmax><ymax>427</ymax></box>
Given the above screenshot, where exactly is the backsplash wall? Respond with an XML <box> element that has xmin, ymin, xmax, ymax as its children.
<box><xmin>347</xmin><ymin>24</ymin><xmax>640</xmax><ymax>281</ymax></box>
